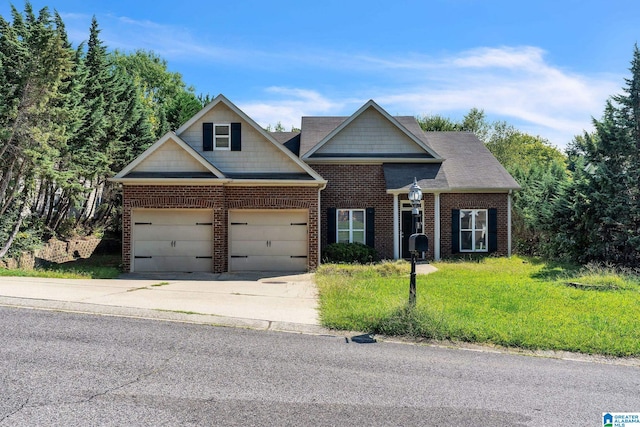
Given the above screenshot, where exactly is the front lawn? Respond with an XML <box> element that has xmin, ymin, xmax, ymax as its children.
<box><xmin>315</xmin><ymin>257</ymin><xmax>640</xmax><ymax>357</ymax></box>
<box><xmin>0</xmin><ymin>254</ymin><xmax>122</xmax><ymax>279</ymax></box>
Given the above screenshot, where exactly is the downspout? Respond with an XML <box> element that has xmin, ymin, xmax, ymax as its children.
<box><xmin>508</xmin><ymin>190</ymin><xmax>512</xmax><ymax>257</ymax></box>
<box><xmin>317</xmin><ymin>187</ymin><xmax>322</xmax><ymax>268</ymax></box>
<box><xmin>393</xmin><ymin>193</ymin><xmax>400</xmax><ymax>259</ymax></box>
<box><xmin>434</xmin><ymin>192</ymin><xmax>440</xmax><ymax>260</ymax></box>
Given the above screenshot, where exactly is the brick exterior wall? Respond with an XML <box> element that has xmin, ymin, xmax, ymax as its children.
<box><xmin>121</xmin><ymin>184</ymin><xmax>510</xmax><ymax>271</ymax></box>
<box><xmin>308</xmin><ymin>165</ymin><xmax>510</xmax><ymax>261</ymax></box>
<box><xmin>439</xmin><ymin>192</ymin><xmax>510</xmax><ymax>257</ymax></box>
<box><xmin>122</xmin><ymin>185</ymin><xmax>319</xmax><ymax>273</ymax></box>
<box><xmin>311</xmin><ymin>164</ymin><xmax>396</xmax><ymax>259</ymax></box>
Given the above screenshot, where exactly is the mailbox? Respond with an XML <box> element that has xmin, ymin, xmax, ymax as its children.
<box><xmin>408</xmin><ymin>233</ymin><xmax>428</xmax><ymax>253</ymax></box>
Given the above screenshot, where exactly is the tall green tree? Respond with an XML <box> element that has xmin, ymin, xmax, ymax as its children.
<box><xmin>110</xmin><ymin>49</ymin><xmax>203</xmax><ymax>135</ymax></box>
<box><xmin>0</xmin><ymin>4</ymin><xmax>209</xmax><ymax>257</ymax></box>
<box><xmin>417</xmin><ymin>107</ymin><xmax>569</xmax><ymax>257</ymax></box>
<box><xmin>558</xmin><ymin>46</ymin><xmax>640</xmax><ymax>266</ymax></box>
<box><xmin>0</xmin><ymin>3</ymin><xmax>74</xmax><ymax>256</ymax></box>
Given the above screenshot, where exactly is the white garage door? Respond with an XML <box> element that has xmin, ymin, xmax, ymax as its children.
<box><xmin>133</xmin><ymin>209</ymin><xmax>213</xmax><ymax>272</ymax></box>
<box><xmin>229</xmin><ymin>210</ymin><xmax>308</xmax><ymax>272</ymax></box>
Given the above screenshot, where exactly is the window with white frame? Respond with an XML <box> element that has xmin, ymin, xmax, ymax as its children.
<box><xmin>214</xmin><ymin>124</ymin><xmax>230</xmax><ymax>150</ymax></box>
<box><xmin>337</xmin><ymin>209</ymin><xmax>365</xmax><ymax>244</ymax></box>
<box><xmin>460</xmin><ymin>209</ymin><xmax>488</xmax><ymax>252</ymax></box>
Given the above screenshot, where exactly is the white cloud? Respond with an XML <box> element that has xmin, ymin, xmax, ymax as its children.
<box><xmin>240</xmin><ymin>88</ymin><xmax>347</xmax><ymax>129</ymax></box>
<box><xmin>54</xmin><ymin>12</ymin><xmax>621</xmax><ymax>147</ymax></box>
<box><xmin>451</xmin><ymin>46</ymin><xmax>547</xmax><ymax>69</ymax></box>
<box><xmin>58</xmin><ymin>13</ymin><xmax>238</xmax><ymax>60</ymax></box>
<box><xmin>370</xmin><ymin>46</ymin><xmax>621</xmax><ymax>146</ymax></box>
<box><xmin>246</xmin><ymin>46</ymin><xmax>621</xmax><ymax>147</ymax></box>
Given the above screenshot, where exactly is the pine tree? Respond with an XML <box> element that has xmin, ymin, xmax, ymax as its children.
<box><xmin>0</xmin><ymin>3</ymin><xmax>75</xmax><ymax>255</ymax></box>
<box><xmin>560</xmin><ymin>46</ymin><xmax>640</xmax><ymax>266</ymax></box>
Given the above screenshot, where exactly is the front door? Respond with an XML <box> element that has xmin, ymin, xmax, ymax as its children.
<box><xmin>401</xmin><ymin>210</ymin><xmax>414</xmax><ymax>259</ymax></box>
<box><xmin>401</xmin><ymin>202</ymin><xmax>424</xmax><ymax>259</ymax></box>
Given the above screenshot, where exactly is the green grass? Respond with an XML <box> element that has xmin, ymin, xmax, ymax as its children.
<box><xmin>316</xmin><ymin>257</ymin><xmax>640</xmax><ymax>357</ymax></box>
<box><xmin>151</xmin><ymin>282</ymin><xmax>170</xmax><ymax>287</ymax></box>
<box><xmin>0</xmin><ymin>254</ymin><xmax>122</xmax><ymax>279</ymax></box>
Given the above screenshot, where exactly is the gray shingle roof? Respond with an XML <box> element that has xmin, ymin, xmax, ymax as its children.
<box><xmin>397</xmin><ymin>116</ymin><xmax>520</xmax><ymax>191</ymax></box>
<box><xmin>124</xmin><ymin>171</ymin><xmax>218</xmax><ymax>179</ymax></box>
<box><xmin>298</xmin><ymin>115</ymin><xmax>520</xmax><ymax>191</ymax></box>
<box><xmin>270</xmin><ymin>131</ymin><xmax>301</xmax><ymax>156</ymax></box>
<box><xmin>223</xmin><ymin>172</ymin><xmax>315</xmax><ymax>180</ymax></box>
<box><xmin>383</xmin><ymin>163</ymin><xmax>449</xmax><ymax>191</ymax></box>
<box><xmin>299</xmin><ymin>116</ymin><xmax>348</xmax><ymax>157</ymax></box>
<box><xmin>269</xmin><ymin>131</ymin><xmax>300</xmax><ymax>144</ymax></box>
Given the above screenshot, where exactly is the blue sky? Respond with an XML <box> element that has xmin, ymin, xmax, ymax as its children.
<box><xmin>3</xmin><ymin>0</ymin><xmax>639</xmax><ymax>148</ymax></box>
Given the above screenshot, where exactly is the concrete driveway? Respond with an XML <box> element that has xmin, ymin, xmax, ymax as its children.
<box><xmin>0</xmin><ymin>271</ymin><xmax>323</xmax><ymax>333</ymax></box>
<box><xmin>0</xmin><ymin>264</ymin><xmax>437</xmax><ymax>334</ymax></box>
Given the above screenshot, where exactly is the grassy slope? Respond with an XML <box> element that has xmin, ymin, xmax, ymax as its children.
<box><xmin>0</xmin><ymin>254</ymin><xmax>122</xmax><ymax>279</ymax></box>
<box><xmin>316</xmin><ymin>257</ymin><xmax>640</xmax><ymax>357</ymax></box>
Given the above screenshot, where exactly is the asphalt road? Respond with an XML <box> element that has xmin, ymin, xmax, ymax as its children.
<box><xmin>0</xmin><ymin>306</ymin><xmax>637</xmax><ymax>426</ymax></box>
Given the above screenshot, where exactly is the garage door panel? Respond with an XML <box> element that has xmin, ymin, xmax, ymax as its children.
<box><xmin>134</xmin><ymin>256</ymin><xmax>212</xmax><ymax>272</ymax></box>
<box><xmin>230</xmin><ymin>225</ymin><xmax>307</xmax><ymax>241</ymax></box>
<box><xmin>230</xmin><ymin>256</ymin><xmax>307</xmax><ymax>272</ymax></box>
<box><xmin>231</xmin><ymin>240</ymin><xmax>307</xmax><ymax>256</ymax></box>
<box><xmin>135</xmin><ymin>240</ymin><xmax>212</xmax><ymax>257</ymax></box>
<box><xmin>132</xmin><ymin>209</ymin><xmax>213</xmax><ymax>272</ymax></box>
<box><xmin>228</xmin><ymin>210</ymin><xmax>308</xmax><ymax>272</ymax></box>
<box><xmin>135</xmin><ymin>210</ymin><xmax>212</xmax><ymax>225</ymax></box>
<box><xmin>231</xmin><ymin>211</ymin><xmax>306</xmax><ymax>226</ymax></box>
<box><xmin>135</xmin><ymin>225</ymin><xmax>212</xmax><ymax>242</ymax></box>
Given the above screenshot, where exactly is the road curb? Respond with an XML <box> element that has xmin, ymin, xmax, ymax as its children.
<box><xmin>0</xmin><ymin>296</ymin><xmax>337</xmax><ymax>336</ymax></box>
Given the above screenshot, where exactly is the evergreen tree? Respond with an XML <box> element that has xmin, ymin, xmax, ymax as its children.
<box><xmin>0</xmin><ymin>5</ymin><xmax>207</xmax><ymax>256</ymax></box>
<box><xmin>416</xmin><ymin>107</ymin><xmax>569</xmax><ymax>257</ymax></box>
<box><xmin>0</xmin><ymin>3</ymin><xmax>75</xmax><ymax>255</ymax></box>
<box><xmin>560</xmin><ymin>46</ymin><xmax>640</xmax><ymax>265</ymax></box>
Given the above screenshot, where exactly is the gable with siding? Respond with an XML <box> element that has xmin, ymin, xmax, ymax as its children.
<box><xmin>313</xmin><ymin>106</ymin><xmax>427</xmax><ymax>156</ymax></box>
<box><xmin>132</xmin><ymin>138</ymin><xmax>212</xmax><ymax>173</ymax></box>
<box><xmin>178</xmin><ymin>101</ymin><xmax>308</xmax><ymax>175</ymax></box>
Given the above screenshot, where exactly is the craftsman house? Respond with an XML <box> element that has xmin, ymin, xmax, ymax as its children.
<box><xmin>111</xmin><ymin>95</ymin><xmax>520</xmax><ymax>273</ymax></box>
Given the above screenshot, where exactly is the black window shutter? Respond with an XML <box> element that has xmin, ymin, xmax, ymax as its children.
<box><xmin>365</xmin><ymin>208</ymin><xmax>375</xmax><ymax>248</ymax></box>
<box><xmin>327</xmin><ymin>208</ymin><xmax>336</xmax><ymax>244</ymax></box>
<box><xmin>488</xmin><ymin>208</ymin><xmax>498</xmax><ymax>253</ymax></box>
<box><xmin>231</xmin><ymin>123</ymin><xmax>241</xmax><ymax>151</ymax></box>
<box><xmin>203</xmin><ymin>123</ymin><xmax>213</xmax><ymax>151</ymax></box>
<box><xmin>451</xmin><ymin>209</ymin><xmax>460</xmax><ymax>254</ymax></box>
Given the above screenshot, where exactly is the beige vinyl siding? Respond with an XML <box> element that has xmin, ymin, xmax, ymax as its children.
<box><xmin>229</xmin><ymin>210</ymin><xmax>308</xmax><ymax>271</ymax></box>
<box><xmin>132</xmin><ymin>209</ymin><xmax>213</xmax><ymax>272</ymax></box>
<box><xmin>133</xmin><ymin>139</ymin><xmax>210</xmax><ymax>173</ymax></box>
<box><xmin>315</xmin><ymin>106</ymin><xmax>425</xmax><ymax>155</ymax></box>
<box><xmin>179</xmin><ymin>103</ymin><xmax>306</xmax><ymax>174</ymax></box>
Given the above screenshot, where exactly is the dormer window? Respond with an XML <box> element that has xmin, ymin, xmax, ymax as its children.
<box><xmin>203</xmin><ymin>122</ymin><xmax>242</xmax><ymax>152</ymax></box>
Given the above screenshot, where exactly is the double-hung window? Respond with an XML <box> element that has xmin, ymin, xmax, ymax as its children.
<box><xmin>214</xmin><ymin>124</ymin><xmax>230</xmax><ymax>150</ymax></box>
<box><xmin>203</xmin><ymin>122</ymin><xmax>241</xmax><ymax>152</ymax></box>
<box><xmin>337</xmin><ymin>209</ymin><xmax>365</xmax><ymax>244</ymax></box>
<box><xmin>460</xmin><ymin>209</ymin><xmax>487</xmax><ymax>252</ymax></box>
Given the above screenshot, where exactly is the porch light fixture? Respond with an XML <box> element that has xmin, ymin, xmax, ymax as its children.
<box><xmin>408</xmin><ymin>178</ymin><xmax>423</xmax><ymax>210</ymax></box>
<box><xmin>408</xmin><ymin>178</ymin><xmax>422</xmax><ymax>306</ymax></box>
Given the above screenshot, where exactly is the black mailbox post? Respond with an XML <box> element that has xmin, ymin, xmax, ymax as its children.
<box><xmin>407</xmin><ymin>178</ymin><xmax>423</xmax><ymax>306</ymax></box>
<box><xmin>409</xmin><ymin>233</ymin><xmax>429</xmax><ymax>253</ymax></box>
<box><xmin>409</xmin><ymin>233</ymin><xmax>428</xmax><ymax>306</ymax></box>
